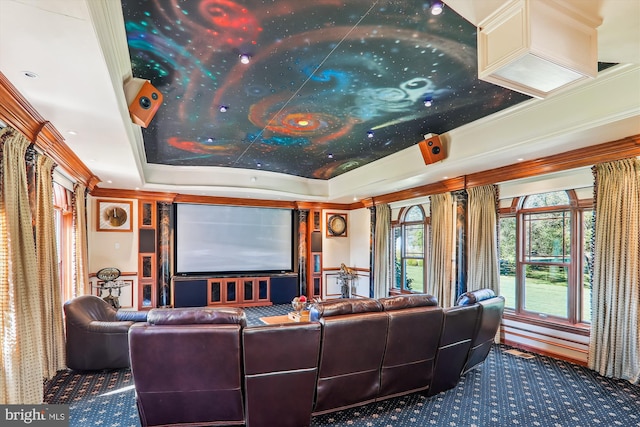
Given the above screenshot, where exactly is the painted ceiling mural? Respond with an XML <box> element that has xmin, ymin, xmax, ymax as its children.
<box><xmin>121</xmin><ymin>0</ymin><xmax>530</xmax><ymax>179</ymax></box>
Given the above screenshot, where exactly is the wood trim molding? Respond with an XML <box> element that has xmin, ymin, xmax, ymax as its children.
<box><xmin>367</xmin><ymin>135</ymin><xmax>639</xmax><ymax>206</ymax></box>
<box><xmin>466</xmin><ymin>134</ymin><xmax>640</xmax><ymax>188</ymax></box>
<box><xmin>0</xmin><ymin>72</ymin><xmax>100</xmax><ymax>189</ymax></box>
<box><xmin>503</xmin><ymin>311</ymin><xmax>591</xmax><ymax>336</ymax></box>
<box><xmin>502</xmin><ymin>338</ymin><xmax>588</xmax><ymax>367</ymax></box>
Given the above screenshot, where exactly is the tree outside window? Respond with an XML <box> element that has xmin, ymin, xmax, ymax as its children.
<box><xmin>393</xmin><ymin>205</ymin><xmax>427</xmax><ymax>293</ymax></box>
<box><xmin>498</xmin><ymin>190</ymin><xmax>591</xmax><ymax>325</ymax></box>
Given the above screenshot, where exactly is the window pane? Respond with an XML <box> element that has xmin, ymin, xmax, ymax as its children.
<box><xmin>405</xmin><ymin>259</ymin><xmax>424</xmax><ymax>293</ymax></box>
<box><xmin>523</xmin><ymin>212</ymin><xmax>570</xmax><ymax>263</ymax></box>
<box><xmin>582</xmin><ymin>210</ymin><xmax>593</xmax><ymax>323</ymax></box>
<box><xmin>523</xmin><ymin>264</ymin><xmax>568</xmax><ymax>318</ymax></box>
<box><xmin>405</xmin><ymin>205</ymin><xmax>424</xmax><ymax>222</ymax></box>
<box><xmin>523</xmin><ymin>191</ymin><xmax>569</xmax><ymax>208</ymax></box>
<box><xmin>404</xmin><ymin>224</ymin><xmax>424</xmax><ymax>257</ymax></box>
<box><xmin>499</xmin><ymin>216</ymin><xmax>516</xmax><ymax>309</ymax></box>
<box><xmin>393</xmin><ymin>227</ymin><xmax>402</xmax><ymax>289</ymax></box>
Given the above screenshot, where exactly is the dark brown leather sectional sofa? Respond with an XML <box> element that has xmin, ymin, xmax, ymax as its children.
<box><xmin>128</xmin><ymin>289</ymin><xmax>504</xmax><ymax>427</ymax></box>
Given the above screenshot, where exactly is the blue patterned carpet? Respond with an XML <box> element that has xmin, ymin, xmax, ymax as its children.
<box><xmin>46</xmin><ymin>304</ymin><xmax>640</xmax><ymax>426</ymax></box>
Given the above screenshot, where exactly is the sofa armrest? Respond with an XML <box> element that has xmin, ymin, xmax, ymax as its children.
<box><xmin>85</xmin><ymin>320</ymin><xmax>134</xmax><ymax>333</ymax></box>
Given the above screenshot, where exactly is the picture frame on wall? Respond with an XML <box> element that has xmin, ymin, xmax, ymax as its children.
<box><xmin>96</xmin><ymin>199</ymin><xmax>133</xmax><ymax>232</ymax></box>
<box><xmin>326</xmin><ymin>212</ymin><xmax>348</xmax><ymax>237</ymax></box>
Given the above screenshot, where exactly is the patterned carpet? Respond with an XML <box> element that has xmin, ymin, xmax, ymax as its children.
<box><xmin>46</xmin><ymin>304</ymin><xmax>640</xmax><ymax>427</ymax></box>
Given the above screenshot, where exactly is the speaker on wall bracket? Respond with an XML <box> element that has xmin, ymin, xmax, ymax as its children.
<box><xmin>124</xmin><ymin>77</ymin><xmax>163</xmax><ymax>128</ymax></box>
<box><xmin>418</xmin><ymin>133</ymin><xmax>446</xmax><ymax>165</ymax></box>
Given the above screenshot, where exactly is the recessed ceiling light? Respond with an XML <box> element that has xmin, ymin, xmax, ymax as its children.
<box><xmin>22</xmin><ymin>71</ymin><xmax>38</xmax><ymax>78</ymax></box>
<box><xmin>424</xmin><ymin>96</ymin><xmax>433</xmax><ymax>107</ymax></box>
<box><xmin>107</xmin><ymin>180</ymin><xmax>113</xmax><ymax>184</ymax></box>
<box><xmin>239</xmin><ymin>54</ymin><xmax>251</xmax><ymax>64</ymax></box>
<box><xmin>327</xmin><ymin>153</ymin><xmax>334</xmax><ymax>159</ymax></box>
<box><xmin>517</xmin><ymin>158</ymin><xmax>524</xmax><ymax>162</ymax></box>
<box><xmin>250</xmin><ymin>176</ymin><xmax>257</xmax><ymax>182</ymax></box>
<box><xmin>367</xmin><ymin>130</ymin><xmax>375</xmax><ymax>138</ymax></box>
<box><xmin>219</xmin><ymin>105</ymin><xmax>229</xmax><ymax>112</ymax></box>
<box><xmin>442</xmin><ymin>176</ymin><xmax>448</xmax><ymax>179</ymax></box>
<box><xmin>431</xmin><ymin>1</ymin><xmax>444</xmax><ymax>15</ymax></box>
<box><xmin>67</xmin><ymin>130</ymin><xmax>77</xmax><ymax>136</ymax></box>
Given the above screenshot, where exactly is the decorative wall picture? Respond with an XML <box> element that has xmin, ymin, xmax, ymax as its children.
<box><xmin>97</xmin><ymin>199</ymin><xmax>133</xmax><ymax>232</ymax></box>
<box><xmin>326</xmin><ymin>212</ymin><xmax>348</xmax><ymax>237</ymax></box>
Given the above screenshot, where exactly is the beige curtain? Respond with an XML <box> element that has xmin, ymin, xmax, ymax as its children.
<box><xmin>373</xmin><ymin>203</ymin><xmax>391</xmax><ymax>298</ymax></box>
<box><xmin>0</xmin><ymin>127</ymin><xmax>44</xmax><ymax>404</ymax></box>
<box><xmin>428</xmin><ymin>192</ymin><xmax>456</xmax><ymax>308</ymax></box>
<box><xmin>467</xmin><ymin>185</ymin><xmax>500</xmax><ymax>293</ymax></box>
<box><xmin>35</xmin><ymin>155</ymin><xmax>66</xmax><ymax>378</ymax></box>
<box><xmin>588</xmin><ymin>158</ymin><xmax>640</xmax><ymax>384</ymax></box>
<box><xmin>73</xmin><ymin>183</ymin><xmax>90</xmax><ymax>296</ymax></box>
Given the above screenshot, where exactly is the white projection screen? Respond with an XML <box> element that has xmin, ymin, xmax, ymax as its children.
<box><xmin>175</xmin><ymin>203</ymin><xmax>294</xmax><ymax>274</ymax></box>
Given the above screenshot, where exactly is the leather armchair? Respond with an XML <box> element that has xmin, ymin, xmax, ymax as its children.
<box><xmin>64</xmin><ymin>295</ymin><xmax>147</xmax><ymax>371</ymax></box>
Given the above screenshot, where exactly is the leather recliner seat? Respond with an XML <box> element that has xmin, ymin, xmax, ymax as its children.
<box><xmin>457</xmin><ymin>289</ymin><xmax>506</xmax><ymax>374</ymax></box>
<box><xmin>309</xmin><ymin>298</ymin><xmax>389</xmax><ymax>415</ymax></box>
<box><xmin>377</xmin><ymin>294</ymin><xmax>443</xmax><ymax>400</ymax></box>
<box><xmin>243</xmin><ymin>322</ymin><xmax>322</xmax><ymax>427</ymax></box>
<box><xmin>128</xmin><ymin>307</ymin><xmax>247</xmax><ymax>427</ymax></box>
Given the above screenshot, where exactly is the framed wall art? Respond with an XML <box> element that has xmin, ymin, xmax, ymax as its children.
<box><xmin>326</xmin><ymin>212</ymin><xmax>347</xmax><ymax>237</ymax></box>
<box><xmin>96</xmin><ymin>199</ymin><xmax>133</xmax><ymax>232</ymax></box>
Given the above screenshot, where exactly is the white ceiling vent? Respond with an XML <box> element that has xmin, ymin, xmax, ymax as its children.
<box><xmin>477</xmin><ymin>0</ymin><xmax>601</xmax><ymax>98</ymax></box>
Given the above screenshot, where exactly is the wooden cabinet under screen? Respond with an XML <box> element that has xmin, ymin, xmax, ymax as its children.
<box><xmin>207</xmin><ymin>277</ymin><xmax>271</xmax><ymax>307</ymax></box>
<box><xmin>241</xmin><ymin>277</ymin><xmax>270</xmax><ymax>305</ymax></box>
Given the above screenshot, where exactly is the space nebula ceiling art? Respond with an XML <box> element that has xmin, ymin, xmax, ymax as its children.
<box><xmin>121</xmin><ymin>0</ymin><xmax>530</xmax><ymax>179</ymax></box>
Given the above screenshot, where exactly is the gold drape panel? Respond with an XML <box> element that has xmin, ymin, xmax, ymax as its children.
<box><xmin>36</xmin><ymin>155</ymin><xmax>66</xmax><ymax>378</ymax></box>
<box><xmin>73</xmin><ymin>183</ymin><xmax>89</xmax><ymax>296</ymax></box>
<box><xmin>0</xmin><ymin>127</ymin><xmax>44</xmax><ymax>404</ymax></box>
<box><xmin>588</xmin><ymin>158</ymin><xmax>640</xmax><ymax>384</ymax></box>
<box><xmin>373</xmin><ymin>203</ymin><xmax>391</xmax><ymax>298</ymax></box>
<box><xmin>467</xmin><ymin>185</ymin><xmax>499</xmax><ymax>293</ymax></box>
<box><xmin>429</xmin><ymin>192</ymin><xmax>455</xmax><ymax>308</ymax></box>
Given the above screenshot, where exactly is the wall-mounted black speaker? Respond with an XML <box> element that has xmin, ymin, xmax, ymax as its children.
<box><xmin>311</xmin><ymin>231</ymin><xmax>322</xmax><ymax>252</ymax></box>
<box><xmin>139</xmin><ymin>228</ymin><xmax>156</xmax><ymax>253</ymax></box>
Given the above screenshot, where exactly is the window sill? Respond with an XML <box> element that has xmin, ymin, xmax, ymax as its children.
<box><xmin>503</xmin><ymin>310</ymin><xmax>590</xmax><ymax>336</ymax></box>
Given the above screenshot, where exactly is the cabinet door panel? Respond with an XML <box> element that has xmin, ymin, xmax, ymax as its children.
<box><xmin>226</xmin><ymin>280</ymin><xmax>237</xmax><ymax>302</ymax></box>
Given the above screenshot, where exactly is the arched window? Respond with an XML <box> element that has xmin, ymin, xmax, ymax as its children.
<box><xmin>499</xmin><ymin>190</ymin><xmax>592</xmax><ymax>324</ymax></box>
<box><xmin>392</xmin><ymin>205</ymin><xmax>428</xmax><ymax>293</ymax></box>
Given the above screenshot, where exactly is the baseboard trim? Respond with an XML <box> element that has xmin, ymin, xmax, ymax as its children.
<box><xmin>502</xmin><ymin>339</ymin><xmax>588</xmax><ymax>367</ymax></box>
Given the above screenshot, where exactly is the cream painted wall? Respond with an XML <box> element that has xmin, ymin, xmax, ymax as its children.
<box><xmin>87</xmin><ymin>195</ymin><xmax>140</xmax><ymax>308</ymax></box>
<box><xmin>348</xmin><ymin>208</ymin><xmax>371</xmax><ymax>270</ymax></box>
<box><xmin>321</xmin><ymin>209</ymin><xmax>351</xmax><ymax>270</ymax></box>
<box><xmin>88</xmin><ymin>196</ymin><xmax>139</xmax><ymax>273</ymax></box>
<box><xmin>321</xmin><ymin>208</ymin><xmax>371</xmax><ymax>298</ymax></box>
